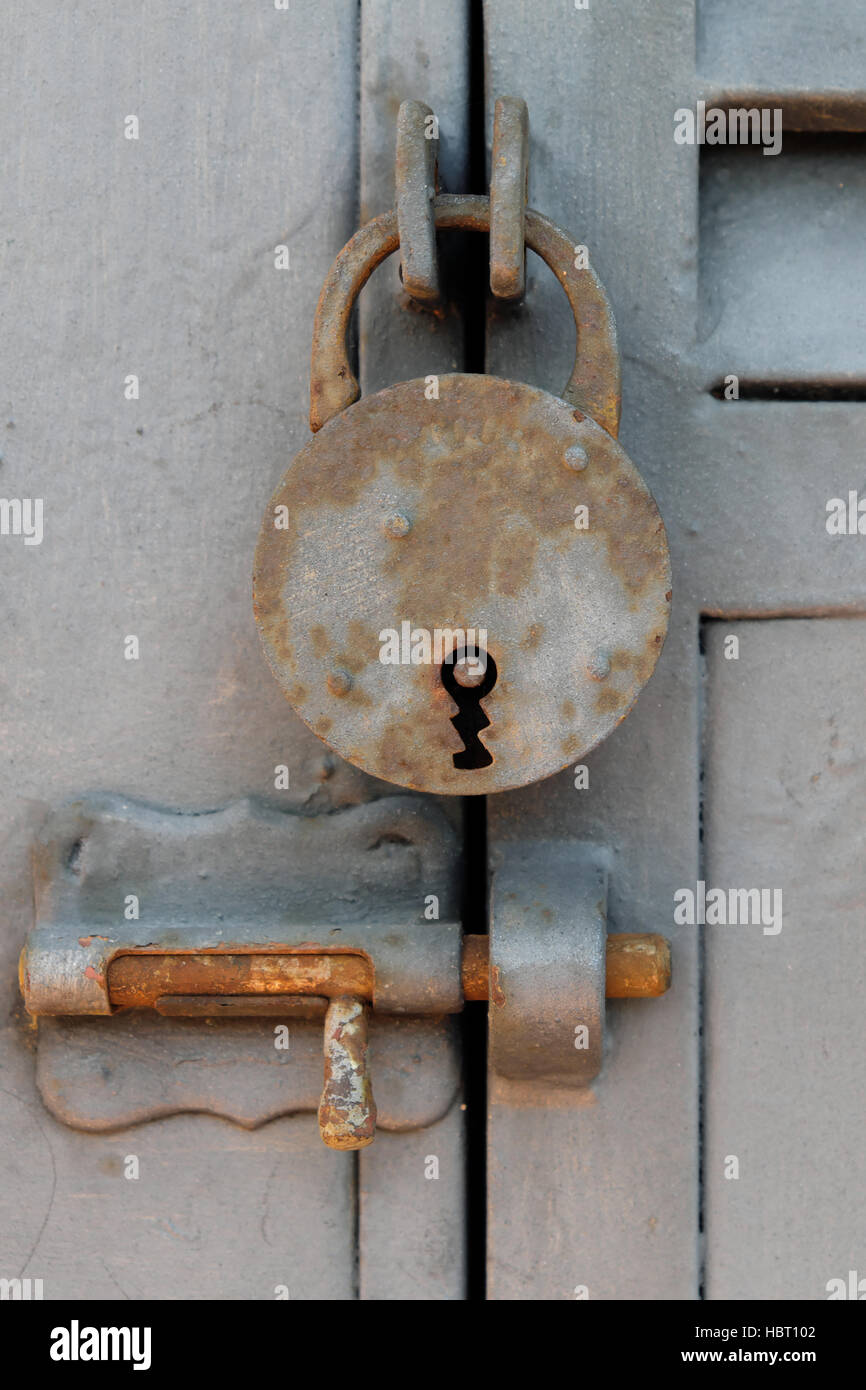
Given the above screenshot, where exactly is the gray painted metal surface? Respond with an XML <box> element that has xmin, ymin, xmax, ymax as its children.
<box><xmin>0</xmin><ymin>1100</ymin><xmax>357</xmax><ymax>1301</ymax></box>
<box><xmin>1</xmin><ymin>0</ymin><xmax>373</xmax><ymax>1302</ymax></box>
<box><xmin>703</xmin><ymin>621</ymin><xmax>866</xmax><ymax>1300</ymax></box>
<box><xmin>37</xmin><ymin>1012</ymin><xmax>461</xmax><ymax>1136</ymax></box>
<box><xmin>23</xmin><ymin>794</ymin><xmax>462</xmax><ymax>1144</ymax></box>
<box><xmin>360</xmin><ymin>1107</ymin><xmax>466</xmax><ymax>1300</ymax></box>
<box><xmin>485</xmin><ymin>0</ymin><xmax>700</xmax><ymax>1301</ymax></box>
<box><xmin>356</xmin><ymin>0</ymin><xmax>470</xmax><ymax>1299</ymax></box>
<box><xmin>485</xmin><ymin>0</ymin><xmax>865</xmax><ymax>1299</ymax></box>
<box><xmin>489</xmin><ymin>843</ymin><xmax>606</xmax><ymax>1086</ymax></box>
<box><xmin>3</xmin><ymin>0</ymin><xmax>865</xmax><ymax>1302</ymax></box>
<box><xmin>698</xmin><ymin>0</ymin><xmax>866</xmax><ymax>97</ymax></box>
<box><xmin>699</xmin><ymin>141</ymin><xmax>866</xmax><ymax>382</ymax></box>
<box><xmin>23</xmin><ymin>794</ymin><xmax>463</xmax><ymax>1018</ymax></box>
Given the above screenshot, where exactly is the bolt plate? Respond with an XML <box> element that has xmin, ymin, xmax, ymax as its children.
<box><xmin>254</xmin><ymin>375</ymin><xmax>671</xmax><ymax>795</ymax></box>
<box><xmin>23</xmin><ymin>794</ymin><xmax>462</xmax><ymax>1133</ymax></box>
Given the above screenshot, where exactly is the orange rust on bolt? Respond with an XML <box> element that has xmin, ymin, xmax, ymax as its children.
<box><xmin>106</xmin><ymin>936</ymin><xmax>670</xmax><ymax>1013</ymax></box>
<box><xmin>603</xmin><ymin>933</ymin><xmax>671</xmax><ymax>998</ymax></box>
<box><xmin>461</xmin><ymin>933</ymin><xmax>671</xmax><ymax>1001</ymax></box>
<box><xmin>107</xmin><ymin>952</ymin><xmax>373</xmax><ymax>1009</ymax></box>
<box><xmin>461</xmin><ymin>934</ymin><xmax>490</xmax><ymax>1001</ymax></box>
<box><xmin>318</xmin><ymin>996</ymin><xmax>377</xmax><ymax>1150</ymax></box>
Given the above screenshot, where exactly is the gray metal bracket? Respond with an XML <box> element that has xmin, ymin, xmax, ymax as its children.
<box><xmin>20</xmin><ymin>795</ymin><xmax>665</xmax><ymax>1145</ymax></box>
<box><xmin>490</xmin><ymin>842</ymin><xmax>607</xmax><ymax>1087</ymax></box>
<box><xmin>22</xmin><ymin>793</ymin><xmax>463</xmax><ymax>1133</ymax></box>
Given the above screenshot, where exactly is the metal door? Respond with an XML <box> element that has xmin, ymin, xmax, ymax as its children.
<box><xmin>2</xmin><ymin>0</ymin><xmax>864</xmax><ymax>1303</ymax></box>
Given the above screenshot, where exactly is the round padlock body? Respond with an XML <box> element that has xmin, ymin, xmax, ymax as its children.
<box><xmin>253</xmin><ymin>374</ymin><xmax>671</xmax><ymax>795</ymax></box>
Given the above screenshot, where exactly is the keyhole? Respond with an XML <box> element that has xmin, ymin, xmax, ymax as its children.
<box><xmin>440</xmin><ymin>646</ymin><xmax>498</xmax><ymax>769</ymax></box>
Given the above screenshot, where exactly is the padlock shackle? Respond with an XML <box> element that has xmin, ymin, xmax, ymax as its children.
<box><xmin>309</xmin><ymin>193</ymin><xmax>621</xmax><ymax>437</ymax></box>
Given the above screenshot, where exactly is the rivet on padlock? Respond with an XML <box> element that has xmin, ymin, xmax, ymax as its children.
<box><xmin>253</xmin><ymin>105</ymin><xmax>671</xmax><ymax>797</ymax></box>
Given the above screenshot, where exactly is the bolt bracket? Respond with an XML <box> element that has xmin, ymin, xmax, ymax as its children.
<box><xmin>20</xmin><ymin>796</ymin><xmax>670</xmax><ymax>1149</ymax></box>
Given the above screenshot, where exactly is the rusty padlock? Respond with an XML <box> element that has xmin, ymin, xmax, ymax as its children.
<box><xmin>253</xmin><ymin>194</ymin><xmax>671</xmax><ymax>796</ymax></box>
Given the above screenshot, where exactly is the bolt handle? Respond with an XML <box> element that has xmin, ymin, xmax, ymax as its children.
<box><xmin>317</xmin><ymin>996</ymin><xmax>377</xmax><ymax>1150</ymax></box>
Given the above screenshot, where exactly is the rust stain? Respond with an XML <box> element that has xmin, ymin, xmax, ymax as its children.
<box><xmin>318</xmin><ymin>996</ymin><xmax>377</xmax><ymax>1150</ymax></box>
<box><xmin>521</xmin><ymin>622</ymin><xmax>544</xmax><ymax>651</ymax></box>
<box><xmin>595</xmin><ymin>686</ymin><xmax>629</xmax><ymax>715</ymax></box>
<box><xmin>490</xmin><ymin>964</ymin><xmax>506</xmax><ymax>1008</ymax></box>
<box><xmin>107</xmin><ymin>953</ymin><xmax>374</xmax><ymax>1009</ymax></box>
<box><xmin>251</xmin><ymin>195</ymin><xmax>670</xmax><ymax>795</ymax></box>
<box><xmin>103</xmin><ymin>936</ymin><xmax>671</xmax><ymax>1026</ymax></box>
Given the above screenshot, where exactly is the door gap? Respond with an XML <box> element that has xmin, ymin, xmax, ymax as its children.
<box><xmin>709</xmin><ymin>381</ymin><xmax>866</xmax><ymax>401</ymax></box>
<box><xmin>461</xmin><ymin>795</ymin><xmax>488</xmax><ymax>1303</ymax></box>
<box><xmin>697</xmin><ymin>620</ymin><xmax>709</xmax><ymax>1299</ymax></box>
<box><xmin>461</xmin><ymin>0</ymin><xmax>489</xmax><ymax>1304</ymax></box>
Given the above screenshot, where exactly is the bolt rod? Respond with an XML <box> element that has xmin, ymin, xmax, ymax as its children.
<box><xmin>106</xmin><ymin>933</ymin><xmax>671</xmax><ymax>1011</ymax></box>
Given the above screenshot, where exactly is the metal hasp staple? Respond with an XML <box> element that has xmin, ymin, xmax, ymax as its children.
<box><xmin>20</xmin><ymin>797</ymin><xmax>671</xmax><ymax>1151</ymax></box>
<box><xmin>395</xmin><ymin>99</ymin><xmax>440</xmax><ymax>305</ymax></box>
<box><xmin>490</xmin><ymin>96</ymin><xmax>529</xmax><ymax>300</ymax></box>
<box><xmin>395</xmin><ymin>94</ymin><xmax>530</xmax><ymax>305</ymax></box>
